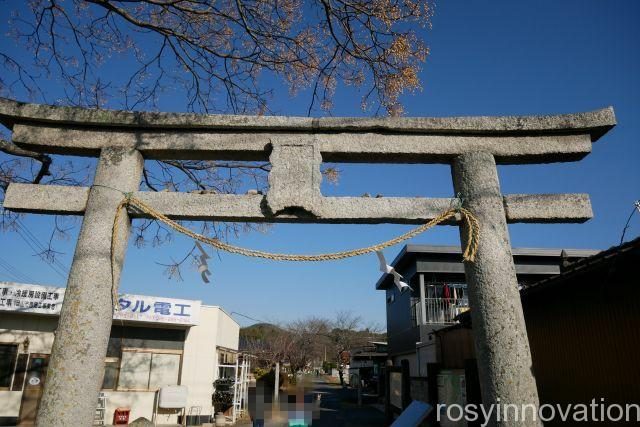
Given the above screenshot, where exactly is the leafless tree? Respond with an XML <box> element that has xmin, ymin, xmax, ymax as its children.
<box><xmin>286</xmin><ymin>316</ymin><xmax>331</xmax><ymax>372</ymax></box>
<box><xmin>242</xmin><ymin>323</ymin><xmax>299</xmax><ymax>371</ymax></box>
<box><xmin>242</xmin><ymin>311</ymin><xmax>383</xmax><ymax>377</ymax></box>
<box><xmin>2</xmin><ymin>0</ymin><xmax>431</xmax><ymax>114</ymax></box>
<box><xmin>0</xmin><ymin>0</ymin><xmax>432</xmax><ymax>277</ymax></box>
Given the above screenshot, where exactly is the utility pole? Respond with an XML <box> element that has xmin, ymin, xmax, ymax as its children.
<box><xmin>274</xmin><ymin>362</ymin><xmax>280</xmax><ymax>402</ymax></box>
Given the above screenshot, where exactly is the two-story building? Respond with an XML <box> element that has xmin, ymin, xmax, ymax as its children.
<box><xmin>0</xmin><ymin>282</ymin><xmax>240</xmax><ymax>426</ymax></box>
<box><xmin>376</xmin><ymin>244</ymin><xmax>596</xmax><ymax>403</ymax></box>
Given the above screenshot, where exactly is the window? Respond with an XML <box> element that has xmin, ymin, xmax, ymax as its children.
<box><xmin>149</xmin><ymin>353</ymin><xmax>180</xmax><ymax>389</ymax></box>
<box><xmin>217</xmin><ymin>349</ymin><xmax>237</xmax><ymax>365</ymax></box>
<box><xmin>117</xmin><ymin>350</ymin><xmax>181</xmax><ymax>391</ymax></box>
<box><xmin>0</xmin><ymin>344</ymin><xmax>18</xmax><ymax>388</ymax></box>
<box><xmin>217</xmin><ymin>349</ymin><xmax>238</xmax><ymax>379</ymax></box>
<box><xmin>104</xmin><ymin>325</ymin><xmax>185</xmax><ymax>390</ymax></box>
<box><xmin>12</xmin><ymin>354</ymin><xmax>28</xmax><ymax>391</ymax></box>
<box><xmin>101</xmin><ymin>358</ymin><xmax>120</xmax><ymax>390</ymax></box>
<box><xmin>119</xmin><ymin>351</ymin><xmax>152</xmax><ymax>390</ymax></box>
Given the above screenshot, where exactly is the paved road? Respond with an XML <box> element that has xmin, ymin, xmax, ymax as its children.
<box><xmin>239</xmin><ymin>376</ymin><xmax>386</xmax><ymax>427</ymax></box>
<box><xmin>311</xmin><ymin>377</ymin><xmax>386</xmax><ymax>427</ymax></box>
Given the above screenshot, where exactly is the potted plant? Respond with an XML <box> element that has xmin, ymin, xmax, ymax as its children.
<box><xmin>212</xmin><ymin>378</ymin><xmax>234</xmax><ymax>414</ymax></box>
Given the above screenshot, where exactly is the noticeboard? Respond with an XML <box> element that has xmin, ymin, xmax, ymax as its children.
<box><xmin>158</xmin><ymin>385</ymin><xmax>188</xmax><ymax>409</ymax></box>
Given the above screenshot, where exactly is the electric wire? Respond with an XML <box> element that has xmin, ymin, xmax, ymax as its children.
<box><xmin>16</xmin><ymin>219</ymin><xmax>70</xmax><ymax>274</ymax></box>
<box><xmin>12</xmin><ymin>220</ymin><xmax>69</xmax><ymax>279</ymax></box>
<box><xmin>0</xmin><ymin>255</ymin><xmax>38</xmax><ymax>283</ymax></box>
<box><xmin>619</xmin><ymin>201</ymin><xmax>640</xmax><ymax>245</ymax></box>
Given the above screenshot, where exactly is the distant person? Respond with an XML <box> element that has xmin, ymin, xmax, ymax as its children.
<box><xmin>248</xmin><ymin>380</ymin><xmax>269</xmax><ymax>427</ymax></box>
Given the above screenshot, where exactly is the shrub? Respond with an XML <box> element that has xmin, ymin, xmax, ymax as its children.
<box><xmin>212</xmin><ymin>378</ymin><xmax>234</xmax><ymax>413</ymax></box>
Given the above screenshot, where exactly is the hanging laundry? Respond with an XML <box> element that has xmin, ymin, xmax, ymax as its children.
<box><xmin>443</xmin><ymin>284</ymin><xmax>451</xmax><ymax>303</ymax></box>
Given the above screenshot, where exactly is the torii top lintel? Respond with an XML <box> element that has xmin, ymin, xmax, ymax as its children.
<box><xmin>1</xmin><ymin>98</ymin><xmax>617</xmax><ymax>225</ymax></box>
<box><xmin>0</xmin><ymin>97</ymin><xmax>615</xmax><ymax>164</ymax></box>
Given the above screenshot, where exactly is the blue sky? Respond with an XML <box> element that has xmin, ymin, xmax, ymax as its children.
<box><xmin>1</xmin><ymin>0</ymin><xmax>638</xmax><ymax>328</ymax></box>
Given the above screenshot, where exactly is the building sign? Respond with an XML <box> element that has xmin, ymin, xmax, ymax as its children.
<box><xmin>0</xmin><ymin>282</ymin><xmax>200</xmax><ymax>325</ymax></box>
<box><xmin>0</xmin><ymin>282</ymin><xmax>63</xmax><ymax>314</ymax></box>
<box><xmin>116</xmin><ymin>294</ymin><xmax>200</xmax><ymax>325</ymax></box>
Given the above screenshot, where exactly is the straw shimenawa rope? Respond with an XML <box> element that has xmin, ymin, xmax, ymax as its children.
<box><xmin>110</xmin><ymin>193</ymin><xmax>480</xmax><ymax>307</ymax></box>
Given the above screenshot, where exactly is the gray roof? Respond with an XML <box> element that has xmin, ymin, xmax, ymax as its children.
<box><xmin>376</xmin><ymin>244</ymin><xmax>600</xmax><ymax>290</ymax></box>
<box><xmin>401</xmin><ymin>244</ymin><xmax>597</xmax><ymax>257</ymax></box>
<box><xmin>520</xmin><ymin>236</ymin><xmax>640</xmax><ymax>295</ymax></box>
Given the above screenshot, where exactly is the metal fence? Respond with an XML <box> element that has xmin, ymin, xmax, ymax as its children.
<box><xmin>411</xmin><ymin>297</ymin><xmax>469</xmax><ymax>325</ymax></box>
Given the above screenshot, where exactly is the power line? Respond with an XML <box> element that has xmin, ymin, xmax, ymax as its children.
<box><xmin>13</xmin><ymin>227</ymin><xmax>67</xmax><ymax>279</ymax></box>
<box><xmin>231</xmin><ymin>311</ymin><xmax>268</xmax><ymax>324</ymax></box>
<box><xmin>0</xmin><ymin>258</ymin><xmax>25</xmax><ymax>282</ymax></box>
<box><xmin>620</xmin><ymin>200</ymin><xmax>640</xmax><ymax>245</ymax></box>
<box><xmin>16</xmin><ymin>219</ymin><xmax>70</xmax><ymax>274</ymax></box>
<box><xmin>0</xmin><ymin>255</ymin><xmax>38</xmax><ymax>283</ymax></box>
<box><xmin>12</xmin><ymin>220</ymin><xmax>69</xmax><ymax>279</ymax></box>
<box><xmin>0</xmin><ymin>256</ymin><xmax>35</xmax><ymax>283</ymax></box>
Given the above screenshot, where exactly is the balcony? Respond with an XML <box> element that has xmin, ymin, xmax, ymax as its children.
<box><xmin>411</xmin><ymin>297</ymin><xmax>469</xmax><ymax>325</ymax></box>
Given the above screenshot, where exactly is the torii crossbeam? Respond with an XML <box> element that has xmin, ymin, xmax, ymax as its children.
<box><xmin>0</xmin><ymin>98</ymin><xmax>615</xmax><ymax>427</ymax></box>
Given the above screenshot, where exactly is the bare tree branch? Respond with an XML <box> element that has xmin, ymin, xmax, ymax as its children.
<box><xmin>0</xmin><ymin>139</ymin><xmax>51</xmax><ymax>185</ymax></box>
<box><xmin>0</xmin><ymin>0</ymin><xmax>431</xmax><ymax>279</ymax></box>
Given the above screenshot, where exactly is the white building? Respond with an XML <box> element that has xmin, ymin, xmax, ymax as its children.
<box><xmin>0</xmin><ymin>282</ymin><xmax>240</xmax><ymax>426</ymax></box>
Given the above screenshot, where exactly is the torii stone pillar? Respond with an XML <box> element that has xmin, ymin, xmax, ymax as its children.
<box><xmin>37</xmin><ymin>148</ymin><xmax>143</xmax><ymax>427</ymax></box>
<box><xmin>0</xmin><ymin>98</ymin><xmax>615</xmax><ymax>427</ymax></box>
<box><xmin>453</xmin><ymin>152</ymin><xmax>540</xmax><ymax>425</ymax></box>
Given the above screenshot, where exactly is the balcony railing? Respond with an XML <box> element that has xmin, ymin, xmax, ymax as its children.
<box><xmin>411</xmin><ymin>297</ymin><xmax>469</xmax><ymax>325</ymax></box>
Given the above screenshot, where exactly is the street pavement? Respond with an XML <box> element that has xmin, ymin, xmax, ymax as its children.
<box><xmin>238</xmin><ymin>375</ymin><xmax>386</xmax><ymax>427</ymax></box>
<box><xmin>311</xmin><ymin>377</ymin><xmax>386</xmax><ymax>427</ymax></box>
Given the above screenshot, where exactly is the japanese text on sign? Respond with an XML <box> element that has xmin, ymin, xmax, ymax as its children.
<box><xmin>0</xmin><ymin>282</ymin><xmax>200</xmax><ymax>325</ymax></box>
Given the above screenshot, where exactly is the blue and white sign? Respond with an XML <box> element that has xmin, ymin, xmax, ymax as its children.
<box><xmin>116</xmin><ymin>293</ymin><xmax>200</xmax><ymax>325</ymax></box>
<box><xmin>0</xmin><ymin>282</ymin><xmax>200</xmax><ymax>325</ymax></box>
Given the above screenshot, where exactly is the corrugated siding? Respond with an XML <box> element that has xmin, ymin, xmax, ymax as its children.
<box><xmin>523</xmin><ymin>250</ymin><xmax>640</xmax><ymax>407</ymax></box>
<box><xmin>433</xmin><ymin>243</ymin><xmax>640</xmax><ymax>426</ymax></box>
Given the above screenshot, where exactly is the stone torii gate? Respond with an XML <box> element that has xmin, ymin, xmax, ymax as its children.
<box><xmin>1</xmin><ymin>98</ymin><xmax>614</xmax><ymax>426</ymax></box>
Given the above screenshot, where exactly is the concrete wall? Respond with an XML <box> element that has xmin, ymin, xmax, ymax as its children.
<box><xmin>0</xmin><ymin>313</ymin><xmax>56</xmax><ymax>353</ymax></box>
<box><xmin>180</xmin><ymin>306</ymin><xmax>239</xmax><ymax>418</ymax></box>
<box><xmin>0</xmin><ymin>391</ymin><xmax>21</xmax><ymax>419</ymax></box>
<box><xmin>215</xmin><ymin>308</ymin><xmax>240</xmax><ymax>351</ymax></box>
<box><xmin>416</xmin><ymin>341</ymin><xmax>438</xmax><ymax>377</ymax></box>
<box><xmin>393</xmin><ymin>353</ymin><xmax>418</xmax><ymax>377</ymax></box>
<box><xmin>181</xmin><ymin>306</ymin><xmax>219</xmax><ymax>416</ymax></box>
